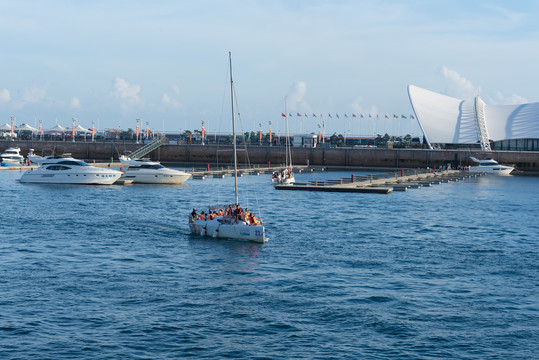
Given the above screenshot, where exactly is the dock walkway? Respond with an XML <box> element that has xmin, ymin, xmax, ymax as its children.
<box><xmin>274</xmin><ymin>170</ymin><xmax>484</xmax><ymax>194</ymax></box>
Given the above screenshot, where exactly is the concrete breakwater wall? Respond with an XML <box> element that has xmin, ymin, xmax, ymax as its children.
<box><xmin>4</xmin><ymin>140</ymin><xmax>539</xmax><ymax>172</ymax></box>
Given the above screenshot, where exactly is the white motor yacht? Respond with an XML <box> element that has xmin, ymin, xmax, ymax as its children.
<box><xmin>119</xmin><ymin>159</ymin><xmax>191</xmax><ymax>184</ymax></box>
<box><xmin>0</xmin><ymin>147</ymin><xmax>24</xmax><ymax>165</ymax></box>
<box><xmin>469</xmin><ymin>156</ymin><xmax>514</xmax><ymax>175</ymax></box>
<box><xmin>19</xmin><ymin>158</ymin><xmax>122</xmax><ymax>184</ymax></box>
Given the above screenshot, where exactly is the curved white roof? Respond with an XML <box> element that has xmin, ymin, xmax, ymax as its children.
<box><xmin>408</xmin><ymin>84</ymin><xmax>539</xmax><ymax>147</ymax></box>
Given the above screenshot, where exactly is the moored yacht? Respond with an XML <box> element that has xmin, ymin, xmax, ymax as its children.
<box><xmin>469</xmin><ymin>156</ymin><xmax>514</xmax><ymax>175</ymax></box>
<box><xmin>119</xmin><ymin>159</ymin><xmax>191</xmax><ymax>184</ymax></box>
<box><xmin>0</xmin><ymin>147</ymin><xmax>24</xmax><ymax>165</ymax></box>
<box><xmin>19</xmin><ymin>158</ymin><xmax>122</xmax><ymax>184</ymax></box>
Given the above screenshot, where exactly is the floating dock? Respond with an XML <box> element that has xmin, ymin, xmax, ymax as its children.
<box><xmin>274</xmin><ymin>170</ymin><xmax>485</xmax><ymax>194</ymax></box>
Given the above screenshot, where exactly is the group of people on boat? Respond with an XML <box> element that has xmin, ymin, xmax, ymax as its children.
<box><xmin>190</xmin><ymin>204</ymin><xmax>260</xmax><ymax>225</ymax></box>
<box><xmin>272</xmin><ymin>168</ymin><xmax>293</xmax><ymax>183</ymax></box>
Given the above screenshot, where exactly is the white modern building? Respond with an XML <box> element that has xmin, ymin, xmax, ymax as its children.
<box><xmin>408</xmin><ymin>85</ymin><xmax>539</xmax><ymax>151</ymax></box>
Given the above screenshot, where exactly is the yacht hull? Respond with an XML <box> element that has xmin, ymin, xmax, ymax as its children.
<box><xmin>189</xmin><ymin>219</ymin><xmax>266</xmax><ymax>243</ymax></box>
<box><xmin>120</xmin><ymin>172</ymin><xmax>191</xmax><ymax>184</ymax></box>
<box><xmin>19</xmin><ymin>170</ymin><xmax>121</xmax><ymax>185</ymax></box>
<box><xmin>468</xmin><ymin>165</ymin><xmax>514</xmax><ymax>175</ymax></box>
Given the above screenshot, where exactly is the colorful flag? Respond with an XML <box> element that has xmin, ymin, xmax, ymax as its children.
<box><xmin>336</xmin><ymin>114</ymin><xmax>339</xmax><ymax>119</ymax></box>
<box><xmin>344</xmin><ymin>114</ymin><xmax>348</xmax><ymax>118</ymax></box>
<box><xmin>352</xmin><ymin>114</ymin><xmax>357</xmax><ymax>118</ymax></box>
<box><xmin>313</xmin><ymin>114</ymin><xmax>317</xmax><ymax>118</ymax></box>
<box><xmin>289</xmin><ymin>113</ymin><xmax>292</xmax><ymax>117</ymax></box>
<box><xmin>385</xmin><ymin>114</ymin><xmax>389</xmax><ymax>119</ymax></box>
<box><xmin>410</xmin><ymin>115</ymin><xmax>415</xmax><ymax>119</ymax></box>
<box><xmin>304</xmin><ymin>113</ymin><xmax>308</xmax><ymax>118</ymax></box>
<box><xmin>297</xmin><ymin>113</ymin><xmax>302</xmax><ymax>117</ymax></box>
<box><xmin>369</xmin><ymin>114</ymin><xmax>372</xmax><ymax>118</ymax></box>
<box><xmin>328</xmin><ymin>114</ymin><xmax>332</xmax><ymax>118</ymax></box>
<box><xmin>281</xmin><ymin>113</ymin><xmax>286</xmax><ymax>117</ymax></box>
<box><xmin>394</xmin><ymin>114</ymin><xmax>398</xmax><ymax>118</ymax></box>
<box><xmin>401</xmin><ymin>115</ymin><xmax>407</xmax><ymax>119</ymax></box>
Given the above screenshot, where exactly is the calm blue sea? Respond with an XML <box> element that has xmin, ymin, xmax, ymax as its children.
<box><xmin>0</xmin><ymin>168</ymin><xmax>537</xmax><ymax>359</ymax></box>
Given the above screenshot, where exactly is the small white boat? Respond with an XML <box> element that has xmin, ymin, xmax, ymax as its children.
<box><xmin>119</xmin><ymin>159</ymin><xmax>191</xmax><ymax>184</ymax></box>
<box><xmin>189</xmin><ymin>52</ymin><xmax>266</xmax><ymax>243</ymax></box>
<box><xmin>272</xmin><ymin>168</ymin><xmax>295</xmax><ymax>184</ymax></box>
<box><xmin>0</xmin><ymin>147</ymin><xmax>24</xmax><ymax>165</ymax></box>
<box><xmin>469</xmin><ymin>156</ymin><xmax>514</xmax><ymax>175</ymax></box>
<box><xmin>19</xmin><ymin>158</ymin><xmax>122</xmax><ymax>184</ymax></box>
<box><xmin>189</xmin><ymin>205</ymin><xmax>265</xmax><ymax>243</ymax></box>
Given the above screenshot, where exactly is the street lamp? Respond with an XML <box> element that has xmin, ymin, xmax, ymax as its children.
<box><xmin>136</xmin><ymin>118</ymin><xmax>141</xmax><ymax>144</ymax></box>
<box><xmin>72</xmin><ymin>118</ymin><xmax>77</xmax><ymax>142</ymax></box>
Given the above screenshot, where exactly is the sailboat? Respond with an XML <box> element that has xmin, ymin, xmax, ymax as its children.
<box><xmin>188</xmin><ymin>52</ymin><xmax>266</xmax><ymax>243</ymax></box>
<box><xmin>272</xmin><ymin>98</ymin><xmax>295</xmax><ymax>185</ymax></box>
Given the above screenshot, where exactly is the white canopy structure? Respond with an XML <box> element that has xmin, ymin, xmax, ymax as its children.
<box><xmin>408</xmin><ymin>84</ymin><xmax>539</xmax><ymax>150</ymax></box>
<box><xmin>75</xmin><ymin>124</ymin><xmax>90</xmax><ymax>133</ymax></box>
<box><xmin>0</xmin><ymin>123</ymin><xmax>11</xmax><ymax>131</ymax></box>
<box><xmin>46</xmin><ymin>124</ymin><xmax>68</xmax><ymax>133</ymax></box>
<box><xmin>16</xmin><ymin>123</ymin><xmax>38</xmax><ymax>132</ymax></box>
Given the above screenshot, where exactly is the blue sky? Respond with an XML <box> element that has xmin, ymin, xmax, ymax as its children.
<box><xmin>1</xmin><ymin>0</ymin><xmax>538</xmax><ymax>137</ymax></box>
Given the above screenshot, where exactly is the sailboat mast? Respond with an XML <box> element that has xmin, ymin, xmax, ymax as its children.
<box><xmin>229</xmin><ymin>52</ymin><xmax>239</xmax><ymax>205</ymax></box>
<box><xmin>285</xmin><ymin>97</ymin><xmax>292</xmax><ymax>169</ymax></box>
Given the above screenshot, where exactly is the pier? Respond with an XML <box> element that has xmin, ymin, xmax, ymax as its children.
<box><xmin>274</xmin><ymin>169</ymin><xmax>485</xmax><ymax>194</ymax></box>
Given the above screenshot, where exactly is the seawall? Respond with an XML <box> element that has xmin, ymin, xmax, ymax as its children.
<box><xmin>3</xmin><ymin>140</ymin><xmax>539</xmax><ymax>172</ymax></box>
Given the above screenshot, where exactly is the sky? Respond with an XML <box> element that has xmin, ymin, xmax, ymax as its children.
<box><xmin>1</xmin><ymin>0</ymin><xmax>538</xmax><ymax>137</ymax></box>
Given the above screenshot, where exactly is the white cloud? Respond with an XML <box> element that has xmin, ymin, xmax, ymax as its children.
<box><xmin>350</xmin><ymin>96</ymin><xmax>364</xmax><ymax>113</ymax></box>
<box><xmin>13</xmin><ymin>85</ymin><xmax>47</xmax><ymax>109</ymax></box>
<box><xmin>0</xmin><ymin>88</ymin><xmax>10</xmax><ymax>102</ymax></box>
<box><xmin>287</xmin><ymin>81</ymin><xmax>310</xmax><ymax>112</ymax></box>
<box><xmin>161</xmin><ymin>93</ymin><xmax>182</xmax><ymax>109</ymax></box>
<box><xmin>489</xmin><ymin>91</ymin><xmax>528</xmax><ymax>105</ymax></box>
<box><xmin>112</xmin><ymin>77</ymin><xmax>141</xmax><ymax>110</ymax></box>
<box><xmin>70</xmin><ymin>96</ymin><xmax>80</xmax><ymax>109</ymax></box>
<box><xmin>22</xmin><ymin>85</ymin><xmax>47</xmax><ymax>103</ymax></box>
<box><xmin>440</xmin><ymin>66</ymin><xmax>479</xmax><ymax>100</ymax></box>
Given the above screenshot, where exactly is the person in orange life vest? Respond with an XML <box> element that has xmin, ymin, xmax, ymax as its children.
<box><xmin>244</xmin><ymin>208</ymin><xmax>251</xmax><ymax>224</ymax></box>
<box><xmin>199</xmin><ymin>211</ymin><xmax>206</xmax><ymax>220</ymax></box>
<box><xmin>217</xmin><ymin>209</ymin><xmax>224</xmax><ymax>216</ymax></box>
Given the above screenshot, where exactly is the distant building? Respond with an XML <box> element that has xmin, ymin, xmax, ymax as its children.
<box><xmin>408</xmin><ymin>85</ymin><xmax>539</xmax><ymax>151</ymax></box>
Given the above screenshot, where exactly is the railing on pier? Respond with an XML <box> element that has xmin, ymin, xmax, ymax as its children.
<box><xmin>128</xmin><ymin>135</ymin><xmax>166</xmax><ymax>159</ymax></box>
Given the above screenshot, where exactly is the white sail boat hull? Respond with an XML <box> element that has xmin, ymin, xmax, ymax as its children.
<box><xmin>189</xmin><ymin>218</ymin><xmax>266</xmax><ymax>243</ymax></box>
